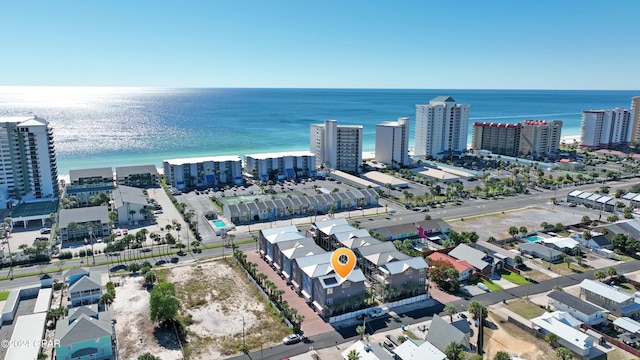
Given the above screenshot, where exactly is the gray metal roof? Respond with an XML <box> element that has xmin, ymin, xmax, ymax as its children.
<box><xmin>69</xmin><ymin>272</ymin><xmax>102</xmax><ymax>293</ymax></box>
<box><xmin>548</xmin><ymin>290</ymin><xmax>606</xmax><ymax>315</ymax></box>
<box><xmin>55</xmin><ymin>313</ymin><xmax>112</xmax><ymax>345</ymax></box>
<box><xmin>115</xmin><ymin>164</ymin><xmax>158</xmax><ymax>177</ymax></box>
<box><xmin>69</xmin><ymin>167</ymin><xmax>113</xmax><ymax>182</ymax></box>
<box><xmin>113</xmin><ymin>185</ymin><xmax>148</xmax><ymax>208</ymax></box>
<box><xmin>426</xmin><ymin>315</ymin><xmax>469</xmax><ymax>352</ymax></box>
<box><xmin>448</xmin><ymin>244</ymin><xmax>490</xmax><ymax>270</ymax></box>
<box><xmin>59</xmin><ymin>206</ymin><xmax>110</xmax><ymax>228</ymax></box>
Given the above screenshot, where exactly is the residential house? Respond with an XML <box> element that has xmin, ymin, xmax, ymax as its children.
<box><xmin>531</xmin><ymin>311</ymin><xmax>593</xmax><ymax>357</ymax></box>
<box><xmin>63</xmin><ymin>267</ymin><xmax>90</xmax><ymax>286</ymax></box>
<box><xmin>40</xmin><ymin>274</ymin><xmax>53</xmax><ymax>288</ymax></box>
<box><xmin>541</xmin><ymin>237</ymin><xmax>579</xmax><ymax>254</ymax></box>
<box><xmin>474</xmin><ymin>240</ymin><xmax>520</xmax><ymax>268</ymax></box>
<box><xmin>273</xmin><ymin>237</ymin><xmax>324</xmax><ymax>282</ymax></box>
<box><xmin>427</xmin><ymin>252</ymin><xmax>474</xmax><ymax>281</ymax></box>
<box><xmin>291</xmin><ymin>252</ymin><xmax>367</xmax><ymax>317</ymax></box>
<box><xmin>68</xmin><ymin>271</ymin><xmax>102</xmax><ymax>307</ymax></box>
<box><xmin>354</xmin><ymin>242</ymin><xmax>409</xmax><ymax>279</ymax></box>
<box><xmin>569</xmin><ymin>231</ymin><xmax>612</xmax><ymax>250</ymax></box>
<box><xmin>393</xmin><ymin>338</ymin><xmax>447</xmax><ymax>360</ymax></box>
<box><xmin>372</xmin><ymin>223</ymin><xmax>419</xmax><ymax>241</ymax></box>
<box><xmin>425</xmin><ymin>315</ymin><xmax>471</xmax><ymax>353</ymax></box>
<box><xmin>112</xmin><ymin>185</ymin><xmax>151</xmax><ymax>224</ymax></box>
<box><xmin>518</xmin><ymin>242</ymin><xmax>563</xmax><ymax>263</ymax></box>
<box><xmin>547</xmin><ymin>290</ymin><xmax>608</xmax><ymax>326</ymax></box>
<box><xmin>55</xmin><ymin>309</ymin><xmax>114</xmax><ymax>360</ymax></box>
<box><xmin>613</xmin><ymin>317</ymin><xmax>640</xmax><ymax>335</ymax></box>
<box><xmin>58</xmin><ymin>207</ymin><xmax>111</xmax><ymax>242</ymax></box>
<box><xmin>66</xmin><ymin>167</ymin><xmax>114</xmax><ymax>207</ymax></box>
<box><xmin>258</xmin><ymin>225</ymin><xmax>305</xmax><ymax>264</ymax></box>
<box><xmin>597</xmin><ymin>219</ymin><xmax>640</xmax><ymax>247</ymax></box>
<box><xmin>448</xmin><ymin>243</ymin><xmax>498</xmax><ymax>275</ymax></box>
<box><xmin>379</xmin><ymin>257</ymin><xmax>428</xmax><ymax>299</ymax></box>
<box><xmin>580</xmin><ymin>279</ymin><xmax>640</xmax><ymax>317</ymax></box>
<box><xmin>341</xmin><ymin>340</ymin><xmax>395</xmax><ymax>360</ymax></box>
<box><xmin>414</xmin><ymin>219</ymin><xmax>451</xmax><ymax>237</ymax></box>
<box><xmin>115</xmin><ymin>164</ymin><xmax>159</xmax><ymax>188</ymax></box>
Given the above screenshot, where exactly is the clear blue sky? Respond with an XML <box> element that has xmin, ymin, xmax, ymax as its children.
<box><xmin>2</xmin><ymin>0</ymin><xmax>639</xmax><ymax>89</ymax></box>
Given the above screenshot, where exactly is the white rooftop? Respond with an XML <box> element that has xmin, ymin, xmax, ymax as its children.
<box><xmin>363</xmin><ymin>171</ymin><xmax>408</xmax><ymax>187</ymax></box>
<box><xmin>614</xmin><ymin>317</ymin><xmax>640</xmax><ymax>334</ymax></box>
<box><xmin>393</xmin><ymin>338</ymin><xmax>446</xmax><ymax>360</ymax></box>
<box><xmin>5</xmin><ymin>312</ymin><xmax>47</xmax><ymax>360</ymax></box>
<box><xmin>542</xmin><ymin>237</ymin><xmax>579</xmax><ymax>249</ymax></box>
<box><xmin>531</xmin><ymin>311</ymin><xmax>592</xmax><ymax>351</ymax></box>
<box><xmin>245</xmin><ymin>150</ymin><xmax>315</xmax><ymax>159</ymax></box>
<box><xmin>164</xmin><ymin>155</ymin><xmax>241</xmax><ymax>165</ymax></box>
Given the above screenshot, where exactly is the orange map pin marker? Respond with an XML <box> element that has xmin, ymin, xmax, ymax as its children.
<box><xmin>331</xmin><ymin>248</ymin><xmax>356</xmax><ymax>279</ymax></box>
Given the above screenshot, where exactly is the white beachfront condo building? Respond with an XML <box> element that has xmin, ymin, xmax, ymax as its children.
<box><xmin>162</xmin><ymin>155</ymin><xmax>242</xmax><ymax>189</ymax></box>
<box><xmin>415</xmin><ymin>96</ymin><xmax>470</xmax><ymax>159</ymax></box>
<box><xmin>244</xmin><ymin>151</ymin><xmax>316</xmax><ymax>182</ymax></box>
<box><xmin>310</xmin><ymin>120</ymin><xmax>363</xmax><ymax>173</ymax></box>
<box><xmin>375</xmin><ymin>117</ymin><xmax>410</xmax><ymax>167</ymax></box>
<box><xmin>0</xmin><ymin>116</ymin><xmax>59</xmax><ymax>208</ymax></box>
<box><xmin>630</xmin><ymin>96</ymin><xmax>640</xmax><ymax>146</ymax></box>
<box><xmin>580</xmin><ymin>108</ymin><xmax>635</xmax><ymax>150</ymax></box>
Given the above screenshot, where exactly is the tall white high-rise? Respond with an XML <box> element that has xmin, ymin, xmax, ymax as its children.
<box><xmin>580</xmin><ymin>108</ymin><xmax>634</xmax><ymax>150</ymax></box>
<box><xmin>310</xmin><ymin>120</ymin><xmax>363</xmax><ymax>173</ymax></box>
<box><xmin>415</xmin><ymin>96</ymin><xmax>470</xmax><ymax>159</ymax></box>
<box><xmin>375</xmin><ymin>117</ymin><xmax>410</xmax><ymax>167</ymax></box>
<box><xmin>0</xmin><ymin>116</ymin><xmax>59</xmax><ymax>207</ymax></box>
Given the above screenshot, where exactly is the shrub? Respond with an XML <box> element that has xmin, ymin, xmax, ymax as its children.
<box><xmin>58</xmin><ymin>251</ymin><xmax>73</xmax><ymax>260</ymax></box>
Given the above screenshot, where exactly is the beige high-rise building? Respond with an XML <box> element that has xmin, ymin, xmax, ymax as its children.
<box><xmin>631</xmin><ymin>97</ymin><xmax>640</xmax><ymax>146</ymax></box>
<box><xmin>471</xmin><ymin>122</ymin><xmax>522</xmax><ymax>157</ymax></box>
<box><xmin>375</xmin><ymin>117</ymin><xmax>410</xmax><ymax>167</ymax></box>
<box><xmin>310</xmin><ymin>120</ymin><xmax>363</xmax><ymax>173</ymax></box>
<box><xmin>415</xmin><ymin>96</ymin><xmax>470</xmax><ymax>159</ymax></box>
<box><xmin>520</xmin><ymin>120</ymin><xmax>563</xmax><ymax>156</ymax></box>
<box><xmin>580</xmin><ymin>109</ymin><xmax>633</xmax><ymax>150</ymax></box>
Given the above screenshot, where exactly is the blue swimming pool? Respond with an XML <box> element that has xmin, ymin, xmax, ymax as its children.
<box><xmin>523</xmin><ymin>235</ymin><xmax>543</xmax><ymax>242</ymax></box>
<box><xmin>212</xmin><ymin>220</ymin><xmax>226</xmax><ymax>228</ymax></box>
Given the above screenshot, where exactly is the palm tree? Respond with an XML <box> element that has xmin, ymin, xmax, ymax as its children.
<box><xmin>494</xmin><ymin>351</ymin><xmax>510</xmax><ymax>360</ymax></box>
<box><xmin>545</xmin><ymin>332</ymin><xmax>558</xmax><ymax>346</ymax></box>
<box><xmin>444</xmin><ymin>341</ymin><xmax>464</xmax><ymax>360</ymax></box>
<box><xmin>444</xmin><ymin>304</ymin><xmax>457</xmax><ymax>322</ymax></box>
<box><xmin>468</xmin><ymin>301</ymin><xmax>488</xmax><ymax>323</ymax></box>
<box><xmin>563</xmin><ymin>255</ymin><xmax>573</xmax><ymax>269</ymax></box>
<box><xmin>594</xmin><ymin>269</ymin><xmax>606</xmax><ymax>282</ymax></box>
<box><xmin>347</xmin><ymin>349</ymin><xmax>361</xmax><ymax>360</ymax></box>
<box><xmin>100</xmin><ymin>292</ymin><xmax>115</xmax><ymax>310</ymax></box>
<box><xmin>607</xmin><ymin>266</ymin><xmax>618</xmax><ymax>279</ymax></box>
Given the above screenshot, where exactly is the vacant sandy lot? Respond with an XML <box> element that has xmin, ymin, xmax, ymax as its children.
<box><xmin>114</xmin><ymin>260</ymin><xmax>290</xmax><ymax>360</ymax></box>
<box><xmin>451</xmin><ymin>206</ymin><xmax>583</xmax><ymax>240</ymax></box>
<box><xmin>484</xmin><ymin>312</ymin><xmax>553</xmax><ymax>360</ymax></box>
<box><xmin>114</xmin><ymin>276</ymin><xmax>183</xmax><ymax>360</ymax></box>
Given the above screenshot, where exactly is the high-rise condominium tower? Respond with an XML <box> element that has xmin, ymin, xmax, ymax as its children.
<box><xmin>0</xmin><ymin>116</ymin><xmax>58</xmax><ymax>208</ymax></box>
<box><xmin>375</xmin><ymin>117</ymin><xmax>410</xmax><ymax>167</ymax></box>
<box><xmin>415</xmin><ymin>96</ymin><xmax>470</xmax><ymax>159</ymax></box>
<box><xmin>580</xmin><ymin>108</ymin><xmax>634</xmax><ymax>150</ymax></box>
<box><xmin>310</xmin><ymin>120</ymin><xmax>363</xmax><ymax>173</ymax></box>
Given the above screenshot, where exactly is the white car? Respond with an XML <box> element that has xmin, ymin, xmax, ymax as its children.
<box><xmin>283</xmin><ymin>334</ymin><xmax>302</xmax><ymax>345</ymax></box>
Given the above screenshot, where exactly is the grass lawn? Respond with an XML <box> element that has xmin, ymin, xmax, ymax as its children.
<box><xmin>483</xmin><ymin>279</ymin><xmax>503</xmax><ymax>291</ymax></box>
<box><xmin>591</xmin><ymin>348</ymin><xmax>637</xmax><ymax>360</ymax></box>
<box><xmin>613</xmin><ymin>254</ymin><xmax>634</xmax><ymax>262</ymax></box>
<box><xmin>506</xmin><ymin>299</ymin><xmax>546</xmax><ymax>319</ymax></box>
<box><xmin>0</xmin><ymin>291</ymin><xmax>9</xmax><ymax>301</ymax></box>
<box><xmin>549</xmin><ymin>262</ymin><xmax>586</xmax><ymax>276</ymax></box>
<box><xmin>501</xmin><ymin>271</ymin><xmax>529</xmax><ymax>285</ymax></box>
<box><xmin>615</xmin><ymin>282</ymin><xmax>639</xmax><ymax>295</ymax></box>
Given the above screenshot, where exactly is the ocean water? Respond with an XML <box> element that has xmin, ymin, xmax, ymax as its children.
<box><xmin>0</xmin><ymin>87</ymin><xmax>637</xmax><ymax>175</ymax></box>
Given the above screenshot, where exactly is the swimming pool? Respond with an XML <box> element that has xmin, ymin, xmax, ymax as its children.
<box><xmin>212</xmin><ymin>220</ymin><xmax>226</xmax><ymax>228</ymax></box>
<box><xmin>523</xmin><ymin>235</ymin><xmax>543</xmax><ymax>242</ymax></box>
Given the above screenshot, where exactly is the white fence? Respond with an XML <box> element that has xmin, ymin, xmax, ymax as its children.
<box><xmin>328</xmin><ymin>293</ymin><xmax>429</xmax><ymax>324</ymax></box>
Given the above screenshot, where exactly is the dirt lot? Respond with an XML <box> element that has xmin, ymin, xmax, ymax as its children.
<box><xmin>113</xmin><ymin>260</ymin><xmax>290</xmax><ymax>360</ymax></box>
<box><xmin>484</xmin><ymin>312</ymin><xmax>555</xmax><ymax>360</ymax></box>
<box><xmin>450</xmin><ymin>206</ymin><xmax>583</xmax><ymax>241</ymax></box>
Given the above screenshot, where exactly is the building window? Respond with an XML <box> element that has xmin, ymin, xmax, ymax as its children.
<box><xmin>327</xmin><ymin>288</ymin><xmax>333</xmax><ymax>295</ymax></box>
<box><xmin>406</xmin><ymin>269</ymin><xmax>413</xmax><ymax>275</ymax></box>
<box><xmin>327</xmin><ymin>298</ymin><xmax>333</xmax><ymax>305</ymax></box>
<box><xmin>342</xmin><ymin>281</ymin><xmax>350</xmax><ymax>288</ymax></box>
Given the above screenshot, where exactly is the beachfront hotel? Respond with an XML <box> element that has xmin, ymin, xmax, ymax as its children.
<box><xmin>162</xmin><ymin>155</ymin><xmax>242</xmax><ymax>189</ymax></box>
<box><xmin>580</xmin><ymin>108</ymin><xmax>635</xmax><ymax>150</ymax></box>
<box><xmin>519</xmin><ymin>119</ymin><xmax>563</xmax><ymax>156</ymax></box>
<box><xmin>0</xmin><ymin>116</ymin><xmax>59</xmax><ymax>208</ymax></box>
<box><xmin>310</xmin><ymin>120</ymin><xmax>363</xmax><ymax>173</ymax></box>
<box><xmin>244</xmin><ymin>151</ymin><xmax>316</xmax><ymax>181</ymax></box>
<box><xmin>414</xmin><ymin>96</ymin><xmax>469</xmax><ymax>159</ymax></box>
<box><xmin>375</xmin><ymin>117</ymin><xmax>410</xmax><ymax>167</ymax></box>
<box><xmin>472</xmin><ymin>122</ymin><xmax>522</xmax><ymax>157</ymax></box>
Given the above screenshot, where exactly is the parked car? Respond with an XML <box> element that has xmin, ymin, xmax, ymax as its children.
<box><xmin>122</xmin><ymin>229</ymin><xmax>129</xmax><ymax>235</ymax></box>
<box><xmin>368</xmin><ymin>306</ymin><xmax>390</xmax><ymax>318</ymax></box>
<box><xmin>40</xmin><ymin>228</ymin><xmax>51</xmax><ymax>234</ymax></box>
<box><xmin>283</xmin><ymin>334</ymin><xmax>303</xmax><ymax>345</ymax></box>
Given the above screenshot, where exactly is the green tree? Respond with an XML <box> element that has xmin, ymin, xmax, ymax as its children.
<box><xmin>128</xmin><ymin>262</ymin><xmax>142</xmax><ymax>273</ymax></box>
<box><xmin>144</xmin><ymin>271</ymin><xmax>157</xmax><ymax>286</ymax></box>
<box><xmin>513</xmin><ymin>255</ymin><xmax>524</xmax><ymax>267</ymax></box>
<box><xmin>594</xmin><ymin>269</ymin><xmax>606</xmax><ymax>281</ymax></box>
<box><xmin>149</xmin><ymin>282</ymin><xmax>180</xmax><ymax>323</ymax></box>
<box><xmin>545</xmin><ymin>332</ymin><xmax>558</xmax><ymax>345</ymax></box>
<box><xmin>519</xmin><ymin>226</ymin><xmax>528</xmax><ymax>236</ymax></box>
<box><xmin>444</xmin><ymin>341</ymin><xmax>464</xmax><ymax>360</ymax></box>
<box><xmin>563</xmin><ymin>255</ymin><xmax>573</xmax><ymax>268</ymax></box>
<box><xmin>444</xmin><ymin>304</ymin><xmax>457</xmax><ymax>322</ymax></box>
<box><xmin>356</xmin><ymin>325</ymin><xmax>365</xmax><ymax>339</ymax></box>
<box><xmin>508</xmin><ymin>226</ymin><xmax>519</xmax><ymax>239</ymax></box>
<box><xmin>555</xmin><ymin>347</ymin><xmax>573</xmax><ymax>360</ymax></box>
<box><xmin>468</xmin><ymin>301</ymin><xmax>488</xmax><ymax>322</ymax></box>
<box><xmin>494</xmin><ymin>351</ymin><xmax>510</xmax><ymax>360</ymax></box>
<box><xmin>99</xmin><ymin>292</ymin><xmax>114</xmax><ymax>310</ymax></box>
<box><xmin>607</xmin><ymin>266</ymin><xmax>618</xmax><ymax>279</ymax></box>
<box><xmin>138</xmin><ymin>353</ymin><xmax>162</xmax><ymax>360</ymax></box>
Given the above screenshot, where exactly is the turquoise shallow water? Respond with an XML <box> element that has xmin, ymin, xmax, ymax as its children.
<box><xmin>212</xmin><ymin>220</ymin><xmax>226</xmax><ymax>228</ymax></box>
<box><xmin>523</xmin><ymin>236</ymin><xmax>543</xmax><ymax>242</ymax></box>
<box><xmin>0</xmin><ymin>87</ymin><xmax>636</xmax><ymax>175</ymax></box>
